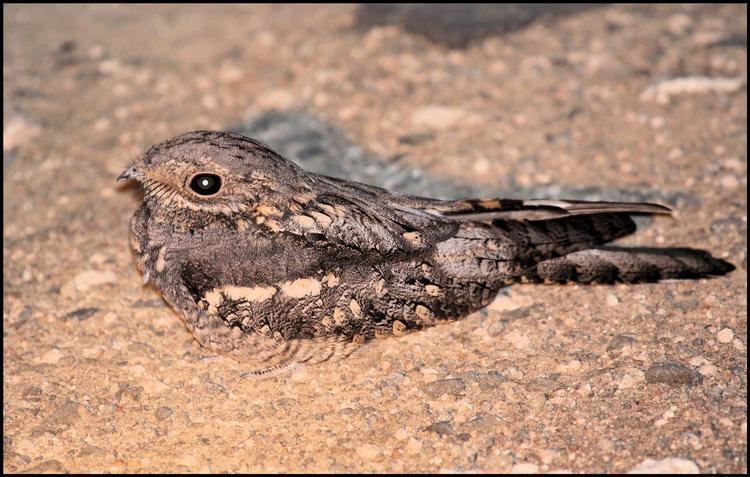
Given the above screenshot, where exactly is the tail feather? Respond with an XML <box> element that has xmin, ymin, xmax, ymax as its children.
<box><xmin>499</xmin><ymin>213</ymin><xmax>638</xmax><ymax>261</ymax></box>
<box><xmin>528</xmin><ymin>246</ymin><xmax>735</xmax><ymax>284</ymax></box>
<box><xmin>423</xmin><ymin>198</ymin><xmax>672</xmax><ymax>221</ymax></box>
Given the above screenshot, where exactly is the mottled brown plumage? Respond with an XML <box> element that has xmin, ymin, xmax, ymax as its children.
<box><xmin>119</xmin><ymin>130</ymin><xmax>734</xmax><ymax>376</ymax></box>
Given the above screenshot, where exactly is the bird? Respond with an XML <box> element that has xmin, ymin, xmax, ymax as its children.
<box><xmin>118</xmin><ymin>130</ymin><xmax>734</xmax><ymax>377</ymax></box>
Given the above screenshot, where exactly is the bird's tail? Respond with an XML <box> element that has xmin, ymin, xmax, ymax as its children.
<box><xmin>523</xmin><ymin>246</ymin><xmax>735</xmax><ymax>284</ymax></box>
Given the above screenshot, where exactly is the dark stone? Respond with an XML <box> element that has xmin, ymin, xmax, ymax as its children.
<box><xmin>645</xmin><ymin>362</ymin><xmax>703</xmax><ymax>386</ymax></box>
<box><xmin>607</xmin><ymin>335</ymin><xmax>635</xmax><ymax>351</ymax></box>
<box><xmin>56</xmin><ymin>40</ymin><xmax>77</xmax><ymax>54</ymax></box>
<box><xmin>116</xmin><ymin>383</ymin><xmax>144</xmax><ymax>403</ymax></box>
<box><xmin>22</xmin><ymin>386</ymin><xmax>44</xmax><ymax>402</ymax></box>
<box><xmin>78</xmin><ymin>445</ymin><xmax>105</xmax><ymax>457</ymax></box>
<box><xmin>19</xmin><ymin>305</ymin><xmax>33</xmax><ymax>321</ymax></box>
<box><xmin>33</xmin><ymin>400</ymin><xmax>80</xmax><ymax>435</ymax></box>
<box><xmin>19</xmin><ymin>460</ymin><xmax>65</xmax><ymax>474</ymax></box>
<box><xmin>421</xmin><ymin>378</ymin><xmax>466</xmax><ymax>398</ymax></box>
<box><xmin>705</xmin><ymin>34</ymin><xmax>748</xmax><ymax>49</ymax></box>
<box><xmin>354</xmin><ymin>4</ymin><xmax>597</xmax><ymax>49</ymax></box>
<box><xmin>155</xmin><ymin>406</ymin><xmax>173</xmax><ymax>421</ymax></box>
<box><xmin>398</xmin><ymin>132</ymin><xmax>435</xmax><ymax>146</ymax></box>
<box><xmin>132</xmin><ymin>298</ymin><xmax>165</xmax><ymax>308</ymax></box>
<box><xmin>462</xmin><ymin>413</ymin><xmax>502</xmax><ymax>434</ymax></box>
<box><xmin>425</xmin><ymin>420</ymin><xmax>454</xmax><ymax>437</ymax></box>
<box><xmin>477</xmin><ymin>371</ymin><xmax>507</xmax><ymax>391</ymax></box>
<box><xmin>233</xmin><ymin>111</ymin><xmax>698</xmax><ymax>209</ymax></box>
<box><xmin>525</xmin><ymin>376</ymin><xmax>562</xmax><ymax>393</ymax></box>
<box><xmin>232</xmin><ymin>111</ymin><xmax>480</xmax><ymax>199</ymax></box>
<box><xmin>60</xmin><ymin>307</ymin><xmax>99</xmax><ymax>321</ymax></box>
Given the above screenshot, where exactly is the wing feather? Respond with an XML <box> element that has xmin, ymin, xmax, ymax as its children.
<box><xmin>415</xmin><ymin>198</ymin><xmax>672</xmax><ymax>221</ymax></box>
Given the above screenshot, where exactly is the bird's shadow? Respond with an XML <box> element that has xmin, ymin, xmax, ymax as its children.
<box><xmin>231</xmin><ymin>110</ymin><xmax>701</xmax><ymax>228</ymax></box>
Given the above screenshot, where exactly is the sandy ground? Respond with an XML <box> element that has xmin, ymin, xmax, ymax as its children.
<box><xmin>3</xmin><ymin>4</ymin><xmax>747</xmax><ymax>473</ymax></box>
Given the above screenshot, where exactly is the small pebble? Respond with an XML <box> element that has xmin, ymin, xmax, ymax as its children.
<box><xmin>720</xmin><ymin>175</ymin><xmax>739</xmax><ymax>190</ymax></box>
<box><xmin>639</xmin><ymin>76</ymin><xmax>743</xmax><ymax>103</ymax></box>
<box><xmin>72</xmin><ymin>270</ymin><xmax>117</xmax><ymax>292</ymax></box>
<box><xmin>538</xmin><ymin>448</ymin><xmax>558</xmax><ymax>465</ymax></box>
<box><xmin>717</xmin><ymin>328</ymin><xmax>734</xmax><ymax>344</ymax></box>
<box><xmin>60</xmin><ymin>307</ymin><xmax>99</xmax><ymax>322</ymax></box>
<box><xmin>618</xmin><ymin>368</ymin><xmax>645</xmax><ymax>389</ymax></box>
<box><xmin>39</xmin><ymin>348</ymin><xmax>63</xmax><ymax>365</ymax></box>
<box><xmin>155</xmin><ymin>406</ymin><xmax>173</xmax><ymax>421</ymax></box>
<box><xmin>405</xmin><ymin>437</ymin><xmax>422</xmax><ymax>454</ymax></box>
<box><xmin>645</xmin><ymin>362</ymin><xmax>702</xmax><ymax>386</ymax></box>
<box><xmin>356</xmin><ymin>444</ymin><xmax>380</xmax><ymax>460</ymax></box>
<box><xmin>510</xmin><ymin>463</ymin><xmax>539</xmax><ymax>474</ymax></box>
<box><xmin>425</xmin><ymin>421</ymin><xmax>454</xmax><ymax>437</ymax></box>
<box><xmin>421</xmin><ymin>378</ymin><xmax>466</xmax><ymax>398</ymax></box>
<box><xmin>410</xmin><ymin>105</ymin><xmax>480</xmax><ymax>131</ymax></box>
<box><xmin>256</xmin><ymin>89</ymin><xmax>295</xmax><ymax>109</ymax></box>
<box><xmin>699</xmin><ymin>364</ymin><xmax>718</xmax><ymax>377</ymax></box>
<box><xmin>3</xmin><ymin>115</ymin><xmax>41</xmax><ymax>151</ymax></box>
<box><xmin>606</xmin><ymin>294</ymin><xmax>619</xmax><ymax>306</ymax></box>
<box><xmin>627</xmin><ymin>457</ymin><xmax>699</xmax><ymax>474</ymax></box>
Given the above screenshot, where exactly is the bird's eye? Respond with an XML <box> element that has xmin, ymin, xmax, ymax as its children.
<box><xmin>189</xmin><ymin>173</ymin><xmax>222</xmax><ymax>196</ymax></box>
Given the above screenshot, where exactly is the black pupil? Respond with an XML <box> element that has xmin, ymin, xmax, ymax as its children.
<box><xmin>190</xmin><ymin>174</ymin><xmax>221</xmax><ymax>195</ymax></box>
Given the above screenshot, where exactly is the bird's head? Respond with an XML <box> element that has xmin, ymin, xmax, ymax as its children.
<box><xmin>118</xmin><ymin>130</ymin><xmax>308</xmax><ymax>219</ymax></box>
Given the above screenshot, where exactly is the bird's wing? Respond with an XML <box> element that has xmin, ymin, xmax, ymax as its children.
<box><xmin>281</xmin><ymin>174</ymin><xmax>673</xmax><ymax>261</ymax></box>
<box><xmin>277</xmin><ymin>175</ymin><xmax>459</xmax><ymax>257</ymax></box>
<box><xmin>383</xmin><ymin>195</ymin><xmax>672</xmax><ymax>263</ymax></box>
<box><xmin>387</xmin><ymin>196</ymin><xmax>672</xmax><ymax>221</ymax></box>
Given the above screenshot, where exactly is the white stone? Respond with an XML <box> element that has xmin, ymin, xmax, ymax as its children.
<box><xmin>219</xmin><ymin>64</ymin><xmax>243</xmax><ymax>84</ymax></box>
<box><xmin>699</xmin><ymin>364</ymin><xmax>718</xmax><ymax>377</ymax></box>
<box><xmin>538</xmin><ymin>448</ymin><xmax>558</xmax><ymax>465</ymax></box>
<box><xmin>405</xmin><ymin>437</ymin><xmax>422</xmax><ymax>455</ymax></box>
<box><xmin>627</xmin><ymin>457</ymin><xmax>699</xmax><ymax>474</ymax></box>
<box><xmin>505</xmin><ymin>330</ymin><xmax>531</xmax><ymax>350</ymax></box>
<box><xmin>3</xmin><ymin>115</ymin><xmax>41</xmax><ymax>151</ymax></box>
<box><xmin>411</xmin><ymin>105</ymin><xmax>480</xmax><ymax>131</ymax></box>
<box><xmin>256</xmin><ymin>89</ymin><xmax>296</xmax><ymax>110</ymax></box>
<box><xmin>717</xmin><ymin>328</ymin><xmax>734</xmax><ymax>343</ymax></box>
<box><xmin>71</xmin><ymin>270</ymin><xmax>117</xmax><ymax>293</ymax></box>
<box><xmin>556</xmin><ymin>360</ymin><xmax>582</xmax><ymax>374</ymax></box>
<box><xmin>39</xmin><ymin>348</ymin><xmax>63</xmax><ymax>364</ymax></box>
<box><xmin>618</xmin><ymin>368</ymin><xmax>645</xmax><ymax>390</ymax></box>
<box><xmin>640</xmin><ymin>76</ymin><xmax>744</xmax><ymax>103</ymax></box>
<box><xmin>488</xmin><ymin>294</ymin><xmax>520</xmax><ymax>312</ymax></box>
<box><xmin>394</xmin><ymin>428</ymin><xmax>409</xmax><ymax>441</ymax></box>
<box><xmin>510</xmin><ymin>463</ymin><xmax>539</xmax><ymax>474</ymax></box>
<box><xmin>356</xmin><ymin>444</ymin><xmax>380</xmax><ymax>460</ymax></box>
<box><xmin>606</xmin><ymin>293</ymin><xmax>619</xmax><ymax>306</ymax></box>
<box><xmin>720</xmin><ymin>175</ymin><xmax>739</xmax><ymax>190</ymax></box>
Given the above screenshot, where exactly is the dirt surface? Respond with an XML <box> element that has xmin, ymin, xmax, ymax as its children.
<box><xmin>3</xmin><ymin>4</ymin><xmax>747</xmax><ymax>473</ymax></box>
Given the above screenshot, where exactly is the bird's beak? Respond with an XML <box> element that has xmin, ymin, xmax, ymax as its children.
<box><xmin>117</xmin><ymin>165</ymin><xmax>139</xmax><ymax>183</ymax></box>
